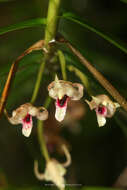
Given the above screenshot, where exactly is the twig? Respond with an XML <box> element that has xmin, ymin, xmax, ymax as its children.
<box><xmin>56</xmin><ymin>37</ymin><xmax>127</xmax><ymax>112</ymax></box>
<box><xmin>0</xmin><ymin>40</ymin><xmax>45</xmax><ymax>117</ymax></box>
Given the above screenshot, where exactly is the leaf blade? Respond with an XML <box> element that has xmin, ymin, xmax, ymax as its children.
<box><xmin>0</xmin><ymin>18</ymin><xmax>46</xmax><ymax>35</ymax></box>
<box><xmin>62</xmin><ymin>12</ymin><xmax>127</xmax><ymax>54</ymax></box>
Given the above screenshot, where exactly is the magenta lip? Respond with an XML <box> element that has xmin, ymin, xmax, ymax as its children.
<box><xmin>23</xmin><ymin>114</ymin><xmax>31</xmax><ymax>123</ymax></box>
<box><xmin>56</xmin><ymin>95</ymin><xmax>69</xmax><ymax>108</ymax></box>
<box><xmin>96</xmin><ymin>106</ymin><xmax>107</xmax><ymax>116</ymax></box>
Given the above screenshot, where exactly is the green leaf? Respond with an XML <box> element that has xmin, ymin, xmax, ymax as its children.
<box><xmin>0</xmin><ymin>18</ymin><xmax>46</xmax><ymax>35</ymax></box>
<box><xmin>62</xmin><ymin>12</ymin><xmax>127</xmax><ymax>54</ymax></box>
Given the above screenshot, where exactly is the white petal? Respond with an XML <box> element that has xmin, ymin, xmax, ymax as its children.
<box><xmin>58</xmin><ymin>90</ymin><xmax>64</xmax><ymax>100</ymax></box>
<box><xmin>45</xmin><ymin>159</ymin><xmax>65</xmax><ymax>189</ymax></box>
<box><xmin>22</xmin><ymin>124</ymin><xmax>33</xmax><ymax>137</ymax></box>
<box><xmin>96</xmin><ymin>114</ymin><xmax>106</xmax><ymax>127</ymax></box>
<box><xmin>29</xmin><ymin>107</ymin><xmax>38</xmax><ymax>116</ymax></box>
<box><xmin>36</xmin><ymin>108</ymin><xmax>48</xmax><ymax>120</ymax></box>
<box><xmin>85</xmin><ymin>99</ymin><xmax>93</xmax><ymax>110</ymax></box>
<box><xmin>92</xmin><ymin>96</ymin><xmax>101</xmax><ymax>105</ymax></box>
<box><xmin>55</xmin><ymin>75</ymin><xmax>61</xmax><ymax>88</ymax></box>
<box><xmin>55</xmin><ymin>104</ymin><xmax>67</xmax><ymax>122</ymax></box>
<box><xmin>114</xmin><ymin>102</ymin><xmax>120</xmax><ymax>108</ymax></box>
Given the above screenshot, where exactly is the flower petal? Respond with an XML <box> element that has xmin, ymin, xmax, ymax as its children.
<box><xmin>71</xmin><ymin>83</ymin><xmax>84</xmax><ymax>100</ymax></box>
<box><xmin>22</xmin><ymin>115</ymin><xmax>33</xmax><ymax>137</ymax></box>
<box><xmin>45</xmin><ymin>159</ymin><xmax>66</xmax><ymax>189</ymax></box>
<box><xmin>36</xmin><ymin>107</ymin><xmax>48</xmax><ymax>120</ymax></box>
<box><xmin>48</xmin><ymin>76</ymin><xmax>83</xmax><ymax>101</ymax></box>
<box><xmin>114</xmin><ymin>103</ymin><xmax>120</xmax><ymax>108</ymax></box>
<box><xmin>55</xmin><ymin>102</ymin><xmax>67</xmax><ymax>122</ymax></box>
<box><xmin>96</xmin><ymin>114</ymin><xmax>106</xmax><ymax>127</ymax></box>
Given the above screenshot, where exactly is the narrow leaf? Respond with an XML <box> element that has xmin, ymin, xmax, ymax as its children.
<box><xmin>62</xmin><ymin>12</ymin><xmax>127</xmax><ymax>54</ymax></box>
<box><xmin>0</xmin><ymin>18</ymin><xmax>46</xmax><ymax>35</ymax></box>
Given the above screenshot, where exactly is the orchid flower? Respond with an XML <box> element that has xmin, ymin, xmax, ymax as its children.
<box><xmin>6</xmin><ymin>103</ymin><xmax>48</xmax><ymax>137</ymax></box>
<box><xmin>85</xmin><ymin>94</ymin><xmax>120</xmax><ymax>127</ymax></box>
<box><xmin>48</xmin><ymin>75</ymin><xmax>84</xmax><ymax>122</ymax></box>
<box><xmin>34</xmin><ymin>145</ymin><xmax>71</xmax><ymax>189</ymax></box>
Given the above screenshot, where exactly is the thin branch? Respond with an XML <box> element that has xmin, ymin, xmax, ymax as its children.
<box><xmin>0</xmin><ymin>40</ymin><xmax>45</xmax><ymax>117</ymax></box>
<box><xmin>56</xmin><ymin>37</ymin><xmax>127</xmax><ymax>112</ymax></box>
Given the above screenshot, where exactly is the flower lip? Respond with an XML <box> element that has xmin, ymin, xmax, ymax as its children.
<box><xmin>57</xmin><ymin>95</ymin><xmax>69</xmax><ymax>108</ymax></box>
<box><xmin>23</xmin><ymin>113</ymin><xmax>31</xmax><ymax>123</ymax></box>
<box><xmin>96</xmin><ymin>105</ymin><xmax>107</xmax><ymax>116</ymax></box>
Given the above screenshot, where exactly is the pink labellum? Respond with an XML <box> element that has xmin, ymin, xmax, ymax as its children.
<box><xmin>96</xmin><ymin>106</ymin><xmax>107</xmax><ymax>117</ymax></box>
<box><xmin>55</xmin><ymin>95</ymin><xmax>69</xmax><ymax>122</ymax></box>
<box><xmin>95</xmin><ymin>106</ymin><xmax>107</xmax><ymax>127</ymax></box>
<box><xmin>22</xmin><ymin>114</ymin><xmax>33</xmax><ymax>137</ymax></box>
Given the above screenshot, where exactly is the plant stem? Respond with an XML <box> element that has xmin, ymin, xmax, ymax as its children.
<box><xmin>45</xmin><ymin>0</ymin><xmax>61</xmax><ymax>46</ymax></box>
<box><xmin>31</xmin><ymin>0</ymin><xmax>61</xmax><ymax>104</ymax></box>
<box><xmin>31</xmin><ymin>0</ymin><xmax>61</xmax><ymax>162</ymax></box>
<box><xmin>37</xmin><ymin>120</ymin><xmax>50</xmax><ymax>162</ymax></box>
<box><xmin>44</xmin><ymin>96</ymin><xmax>51</xmax><ymax>109</ymax></box>
<box><xmin>65</xmin><ymin>40</ymin><xmax>127</xmax><ymax>112</ymax></box>
<box><xmin>31</xmin><ymin>60</ymin><xmax>46</xmax><ymax>104</ymax></box>
<box><xmin>58</xmin><ymin>50</ymin><xmax>67</xmax><ymax>80</ymax></box>
<box><xmin>0</xmin><ymin>40</ymin><xmax>44</xmax><ymax>117</ymax></box>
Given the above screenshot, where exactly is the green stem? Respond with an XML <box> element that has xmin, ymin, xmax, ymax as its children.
<box><xmin>57</xmin><ymin>50</ymin><xmax>67</xmax><ymax>80</ymax></box>
<box><xmin>44</xmin><ymin>96</ymin><xmax>52</xmax><ymax>109</ymax></box>
<box><xmin>31</xmin><ymin>0</ymin><xmax>61</xmax><ymax>104</ymax></box>
<box><xmin>31</xmin><ymin>60</ymin><xmax>46</xmax><ymax>104</ymax></box>
<box><xmin>45</xmin><ymin>0</ymin><xmax>61</xmax><ymax>46</ymax></box>
<box><xmin>31</xmin><ymin>0</ymin><xmax>61</xmax><ymax>162</ymax></box>
<box><xmin>37</xmin><ymin>120</ymin><xmax>50</xmax><ymax>162</ymax></box>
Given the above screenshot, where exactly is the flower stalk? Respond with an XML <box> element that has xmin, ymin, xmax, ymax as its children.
<box><xmin>37</xmin><ymin>120</ymin><xmax>50</xmax><ymax>162</ymax></box>
<box><xmin>31</xmin><ymin>0</ymin><xmax>61</xmax><ymax>161</ymax></box>
<box><xmin>58</xmin><ymin>50</ymin><xmax>67</xmax><ymax>81</ymax></box>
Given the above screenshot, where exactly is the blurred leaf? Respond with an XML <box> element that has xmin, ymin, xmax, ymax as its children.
<box><xmin>120</xmin><ymin>0</ymin><xmax>127</xmax><ymax>3</ymax></box>
<box><xmin>0</xmin><ymin>187</ymin><xmax>43</xmax><ymax>190</ymax></box>
<box><xmin>0</xmin><ymin>18</ymin><xmax>46</xmax><ymax>35</ymax></box>
<box><xmin>62</xmin><ymin>12</ymin><xmax>127</xmax><ymax>54</ymax></box>
<box><xmin>0</xmin><ymin>187</ymin><xmax>122</xmax><ymax>190</ymax></box>
<box><xmin>0</xmin><ymin>0</ymin><xmax>14</xmax><ymax>2</ymax></box>
<box><xmin>115</xmin><ymin>109</ymin><xmax>127</xmax><ymax>137</ymax></box>
<box><xmin>82</xmin><ymin>187</ymin><xmax>122</xmax><ymax>190</ymax></box>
